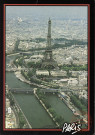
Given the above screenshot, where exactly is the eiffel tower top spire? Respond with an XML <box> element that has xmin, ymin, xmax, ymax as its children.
<box><xmin>47</xmin><ymin>18</ymin><xmax>51</xmax><ymax>49</ymax></box>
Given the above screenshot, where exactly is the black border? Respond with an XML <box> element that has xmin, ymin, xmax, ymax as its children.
<box><xmin>0</xmin><ymin>0</ymin><xmax>94</xmax><ymax>135</ymax></box>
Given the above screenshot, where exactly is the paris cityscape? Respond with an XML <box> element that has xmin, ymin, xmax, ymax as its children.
<box><xmin>5</xmin><ymin>6</ymin><xmax>88</xmax><ymax>129</ymax></box>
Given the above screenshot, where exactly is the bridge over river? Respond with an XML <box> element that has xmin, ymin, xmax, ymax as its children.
<box><xmin>9</xmin><ymin>88</ymin><xmax>34</xmax><ymax>94</ymax></box>
<box><xmin>6</xmin><ymin>68</ymin><xmax>31</xmax><ymax>72</ymax></box>
<box><xmin>9</xmin><ymin>86</ymin><xmax>86</xmax><ymax>94</ymax></box>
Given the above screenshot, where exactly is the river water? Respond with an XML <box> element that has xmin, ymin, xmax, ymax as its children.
<box><xmin>6</xmin><ymin>55</ymin><xmax>77</xmax><ymax>128</ymax></box>
<box><xmin>6</xmin><ymin>72</ymin><xmax>55</xmax><ymax>128</ymax></box>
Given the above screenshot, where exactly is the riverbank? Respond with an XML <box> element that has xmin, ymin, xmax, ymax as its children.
<box><xmin>14</xmin><ymin>71</ymin><xmax>79</xmax><ymax>119</ymax></box>
<box><xmin>34</xmin><ymin>90</ymin><xmax>59</xmax><ymax>127</ymax></box>
<box><xmin>15</xmin><ymin>71</ymin><xmax>49</xmax><ymax>89</ymax></box>
<box><xmin>58</xmin><ymin>93</ymin><xmax>87</xmax><ymax>125</ymax></box>
<box><xmin>14</xmin><ymin>71</ymin><xmax>60</xmax><ymax>127</ymax></box>
<box><xmin>10</xmin><ymin>92</ymin><xmax>32</xmax><ymax>128</ymax></box>
<box><xmin>5</xmin><ymin>103</ymin><xmax>17</xmax><ymax>128</ymax></box>
<box><xmin>15</xmin><ymin>71</ymin><xmax>77</xmax><ymax>113</ymax></box>
<box><xmin>14</xmin><ymin>71</ymin><xmax>87</xmax><ymax>126</ymax></box>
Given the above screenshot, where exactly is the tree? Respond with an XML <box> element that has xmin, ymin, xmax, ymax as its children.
<box><xmin>18</xmin><ymin>112</ymin><xmax>26</xmax><ymax>128</ymax></box>
<box><xmin>10</xmin><ymin>99</ymin><xmax>15</xmax><ymax>106</ymax></box>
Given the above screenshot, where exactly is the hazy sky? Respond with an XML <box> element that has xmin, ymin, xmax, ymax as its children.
<box><xmin>6</xmin><ymin>6</ymin><xmax>88</xmax><ymax>20</ymax></box>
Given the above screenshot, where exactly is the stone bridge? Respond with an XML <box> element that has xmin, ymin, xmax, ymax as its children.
<box><xmin>6</xmin><ymin>68</ymin><xmax>31</xmax><ymax>72</ymax></box>
<box><xmin>9</xmin><ymin>88</ymin><xmax>34</xmax><ymax>94</ymax></box>
<box><xmin>9</xmin><ymin>87</ymin><xmax>86</xmax><ymax>94</ymax></box>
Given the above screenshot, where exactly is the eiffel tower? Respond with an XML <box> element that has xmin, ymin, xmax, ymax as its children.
<box><xmin>41</xmin><ymin>18</ymin><xmax>57</xmax><ymax>69</ymax></box>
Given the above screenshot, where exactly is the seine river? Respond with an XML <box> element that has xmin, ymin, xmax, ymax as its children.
<box><xmin>6</xmin><ymin>55</ymin><xmax>76</xmax><ymax>128</ymax></box>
